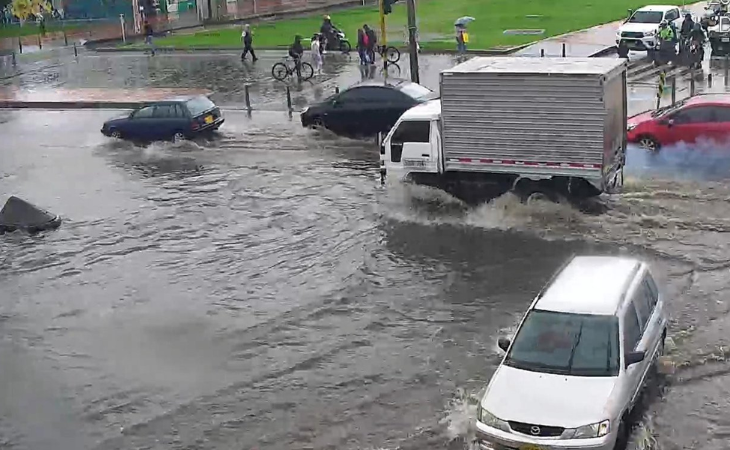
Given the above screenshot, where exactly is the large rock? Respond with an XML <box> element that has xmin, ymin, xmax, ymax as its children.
<box><xmin>0</xmin><ymin>196</ymin><xmax>61</xmax><ymax>234</ymax></box>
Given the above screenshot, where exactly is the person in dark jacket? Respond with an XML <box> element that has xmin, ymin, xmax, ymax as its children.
<box><xmin>320</xmin><ymin>15</ymin><xmax>335</xmax><ymax>50</ymax></box>
<box><xmin>288</xmin><ymin>35</ymin><xmax>304</xmax><ymax>80</ymax></box>
<box><xmin>364</xmin><ymin>24</ymin><xmax>377</xmax><ymax>65</ymax></box>
<box><xmin>241</xmin><ymin>24</ymin><xmax>257</xmax><ymax>61</ymax></box>
<box><xmin>143</xmin><ymin>20</ymin><xmax>155</xmax><ymax>56</ymax></box>
<box><xmin>357</xmin><ymin>28</ymin><xmax>368</xmax><ymax>64</ymax></box>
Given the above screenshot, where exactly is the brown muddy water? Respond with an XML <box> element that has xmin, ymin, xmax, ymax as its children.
<box><xmin>1</xmin><ymin>109</ymin><xmax>729</xmax><ymax>450</ymax></box>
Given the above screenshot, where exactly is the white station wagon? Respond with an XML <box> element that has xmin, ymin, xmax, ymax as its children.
<box><xmin>476</xmin><ymin>256</ymin><xmax>668</xmax><ymax>450</ymax></box>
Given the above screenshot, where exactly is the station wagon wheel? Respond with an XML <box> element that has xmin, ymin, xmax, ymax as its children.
<box><xmin>110</xmin><ymin>129</ymin><xmax>122</xmax><ymax>139</ymax></box>
<box><xmin>638</xmin><ymin>135</ymin><xmax>660</xmax><ymax>153</ymax></box>
<box><xmin>172</xmin><ymin>132</ymin><xmax>186</xmax><ymax>143</ymax></box>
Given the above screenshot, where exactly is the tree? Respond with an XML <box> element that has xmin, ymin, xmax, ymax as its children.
<box><xmin>10</xmin><ymin>0</ymin><xmax>51</xmax><ymax>21</ymax></box>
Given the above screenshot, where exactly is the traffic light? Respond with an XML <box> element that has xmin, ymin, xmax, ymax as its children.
<box><xmin>383</xmin><ymin>0</ymin><xmax>400</xmax><ymax>15</ymax></box>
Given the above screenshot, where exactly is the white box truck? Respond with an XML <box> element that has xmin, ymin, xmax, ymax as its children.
<box><xmin>380</xmin><ymin>56</ymin><xmax>628</xmax><ymax>204</ymax></box>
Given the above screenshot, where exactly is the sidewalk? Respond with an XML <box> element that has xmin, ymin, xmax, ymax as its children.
<box><xmin>0</xmin><ymin>87</ymin><xmax>212</xmax><ymax>109</ymax></box>
<box><xmin>516</xmin><ymin>1</ymin><xmax>707</xmax><ymax>58</ymax></box>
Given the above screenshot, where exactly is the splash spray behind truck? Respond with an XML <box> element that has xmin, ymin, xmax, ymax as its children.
<box><xmin>380</xmin><ymin>56</ymin><xmax>628</xmax><ymax>204</ymax></box>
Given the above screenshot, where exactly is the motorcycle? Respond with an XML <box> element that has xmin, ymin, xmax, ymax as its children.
<box><xmin>319</xmin><ymin>29</ymin><xmax>352</xmax><ymax>54</ymax></box>
<box><xmin>651</xmin><ymin>38</ymin><xmax>678</xmax><ymax>65</ymax></box>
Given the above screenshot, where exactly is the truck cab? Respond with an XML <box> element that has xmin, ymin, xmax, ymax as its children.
<box><xmin>380</xmin><ymin>99</ymin><xmax>442</xmax><ymax>183</ymax></box>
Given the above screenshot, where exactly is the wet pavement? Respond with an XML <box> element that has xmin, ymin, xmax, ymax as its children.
<box><xmin>0</xmin><ymin>49</ymin><xmax>456</xmax><ymax>111</ymax></box>
<box><xmin>3</xmin><ymin>43</ymin><xmax>730</xmax><ymax>450</ymax></box>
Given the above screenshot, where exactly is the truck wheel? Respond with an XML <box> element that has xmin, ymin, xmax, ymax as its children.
<box><xmin>514</xmin><ymin>180</ymin><xmax>558</xmax><ymax>204</ymax></box>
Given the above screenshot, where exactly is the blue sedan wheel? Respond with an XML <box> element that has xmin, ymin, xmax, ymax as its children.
<box><xmin>110</xmin><ymin>129</ymin><xmax>122</xmax><ymax>139</ymax></box>
<box><xmin>172</xmin><ymin>132</ymin><xmax>186</xmax><ymax>143</ymax></box>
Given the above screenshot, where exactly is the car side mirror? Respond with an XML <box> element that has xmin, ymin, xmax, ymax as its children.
<box><xmin>332</xmin><ymin>99</ymin><xmax>340</xmax><ymax>107</ymax></box>
<box><xmin>627</xmin><ymin>8</ymin><xmax>634</xmax><ymax>19</ymax></box>
<box><xmin>497</xmin><ymin>337</ymin><xmax>511</xmax><ymax>352</ymax></box>
<box><xmin>625</xmin><ymin>351</ymin><xmax>645</xmax><ymax>368</ymax></box>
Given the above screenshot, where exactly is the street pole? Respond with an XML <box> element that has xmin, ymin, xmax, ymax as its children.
<box><xmin>379</xmin><ymin>0</ymin><xmax>387</xmax><ymax>78</ymax></box>
<box><xmin>406</xmin><ymin>0</ymin><xmax>419</xmax><ymax>83</ymax></box>
<box><xmin>120</xmin><ymin>14</ymin><xmax>126</xmax><ymax>44</ymax></box>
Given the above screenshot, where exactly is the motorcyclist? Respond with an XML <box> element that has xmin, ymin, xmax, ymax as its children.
<box><xmin>689</xmin><ymin>21</ymin><xmax>706</xmax><ymax>64</ymax></box>
<box><xmin>679</xmin><ymin>13</ymin><xmax>695</xmax><ymax>55</ymax></box>
<box><xmin>288</xmin><ymin>35</ymin><xmax>304</xmax><ymax>79</ymax></box>
<box><xmin>320</xmin><ymin>15</ymin><xmax>340</xmax><ymax>50</ymax></box>
<box><xmin>656</xmin><ymin>20</ymin><xmax>677</xmax><ymax>62</ymax></box>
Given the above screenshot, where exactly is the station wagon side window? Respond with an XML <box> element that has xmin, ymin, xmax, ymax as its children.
<box><xmin>154</xmin><ymin>104</ymin><xmax>186</xmax><ymax>119</ymax></box>
<box><xmin>623</xmin><ymin>305</ymin><xmax>642</xmax><ymax>353</ymax></box>
<box><xmin>712</xmin><ymin>106</ymin><xmax>730</xmax><ymax>123</ymax></box>
<box><xmin>632</xmin><ymin>281</ymin><xmax>653</xmax><ymax>331</ymax></box>
<box><xmin>132</xmin><ymin>106</ymin><xmax>155</xmax><ymax>119</ymax></box>
<box><xmin>391</xmin><ymin>121</ymin><xmax>431</xmax><ymax>144</ymax></box>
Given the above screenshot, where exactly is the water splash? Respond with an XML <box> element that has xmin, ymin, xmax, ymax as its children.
<box><xmin>626</xmin><ymin>140</ymin><xmax>730</xmax><ymax>182</ymax></box>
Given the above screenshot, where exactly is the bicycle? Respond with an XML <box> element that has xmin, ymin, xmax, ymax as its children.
<box><xmin>271</xmin><ymin>57</ymin><xmax>314</xmax><ymax>82</ymax></box>
<box><xmin>376</xmin><ymin>44</ymin><xmax>400</xmax><ymax>63</ymax></box>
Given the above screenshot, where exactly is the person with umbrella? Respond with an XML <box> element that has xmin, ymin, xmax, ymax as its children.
<box><xmin>454</xmin><ymin>16</ymin><xmax>474</xmax><ymax>54</ymax></box>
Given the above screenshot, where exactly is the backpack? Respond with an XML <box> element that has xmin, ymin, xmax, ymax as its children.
<box><xmin>363</xmin><ymin>34</ymin><xmax>369</xmax><ymax>47</ymax></box>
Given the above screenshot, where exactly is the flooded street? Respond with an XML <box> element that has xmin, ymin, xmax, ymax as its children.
<box><xmin>2</xmin><ymin>50</ymin><xmax>730</xmax><ymax>450</ymax></box>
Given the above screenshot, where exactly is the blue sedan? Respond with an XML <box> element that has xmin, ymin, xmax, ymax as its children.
<box><xmin>101</xmin><ymin>95</ymin><xmax>225</xmax><ymax>142</ymax></box>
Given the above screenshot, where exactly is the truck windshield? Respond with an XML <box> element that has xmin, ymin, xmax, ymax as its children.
<box><xmin>628</xmin><ymin>11</ymin><xmax>664</xmax><ymax>23</ymax></box>
<box><xmin>504</xmin><ymin>309</ymin><xmax>620</xmax><ymax>377</ymax></box>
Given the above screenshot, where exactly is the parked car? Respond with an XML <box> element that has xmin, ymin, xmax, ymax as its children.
<box><xmin>300</xmin><ymin>79</ymin><xmax>437</xmax><ymax>137</ymax></box>
<box><xmin>476</xmin><ymin>256</ymin><xmax>667</xmax><ymax>450</ymax></box>
<box><xmin>628</xmin><ymin>93</ymin><xmax>730</xmax><ymax>152</ymax></box>
<box><xmin>616</xmin><ymin>5</ymin><xmax>684</xmax><ymax>52</ymax></box>
<box><xmin>101</xmin><ymin>95</ymin><xmax>224</xmax><ymax>142</ymax></box>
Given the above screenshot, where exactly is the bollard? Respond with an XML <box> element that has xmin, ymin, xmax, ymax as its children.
<box><xmin>690</xmin><ymin>68</ymin><xmax>695</xmax><ymax>96</ymax></box>
<box><xmin>244</xmin><ymin>84</ymin><xmax>251</xmax><ymax>111</ymax></box>
<box><xmin>708</xmin><ymin>73</ymin><xmax>713</xmax><ymax>88</ymax></box>
<box><xmin>562</xmin><ymin>42</ymin><xmax>566</xmax><ymax>57</ymax></box>
<box><xmin>18</xmin><ymin>38</ymin><xmax>22</xmax><ymax>54</ymax></box>
<box><xmin>37</xmin><ymin>34</ymin><xmax>42</xmax><ymax>50</ymax></box>
<box><xmin>286</xmin><ymin>86</ymin><xmax>292</xmax><ymax>111</ymax></box>
<box><xmin>540</xmin><ymin>48</ymin><xmax>545</xmax><ymax>57</ymax></box>
<box><xmin>64</xmin><ymin>31</ymin><xmax>68</xmax><ymax>46</ymax></box>
<box><xmin>74</xmin><ymin>43</ymin><xmax>78</xmax><ymax>58</ymax></box>
<box><xmin>671</xmin><ymin>77</ymin><xmax>676</xmax><ymax>104</ymax></box>
<box><xmin>335</xmin><ymin>86</ymin><xmax>340</xmax><ymax>94</ymax></box>
<box><xmin>725</xmin><ymin>56</ymin><xmax>729</xmax><ymax>87</ymax></box>
<box><xmin>11</xmin><ymin>51</ymin><xmax>16</xmax><ymax>66</ymax></box>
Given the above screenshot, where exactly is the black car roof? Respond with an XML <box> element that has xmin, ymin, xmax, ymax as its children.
<box><xmin>346</xmin><ymin>79</ymin><xmax>416</xmax><ymax>91</ymax></box>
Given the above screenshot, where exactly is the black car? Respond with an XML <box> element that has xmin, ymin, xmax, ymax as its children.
<box><xmin>300</xmin><ymin>80</ymin><xmax>436</xmax><ymax>137</ymax></box>
<box><xmin>101</xmin><ymin>95</ymin><xmax>224</xmax><ymax>142</ymax></box>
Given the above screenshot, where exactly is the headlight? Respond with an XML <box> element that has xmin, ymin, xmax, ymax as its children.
<box><xmin>627</xmin><ymin>123</ymin><xmax>637</xmax><ymax>131</ymax></box>
<box><xmin>645</xmin><ymin>30</ymin><xmax>656</xmax><ymax>36</ymax></box>
<box><xmin>477</xmin><ymin>407</ymin><xmax>510</xmax><ymax>432</ymax></box>
<box><xmin>565</xmin><ymin>420</ymin><xmax>610</xmax><ymax>439</ymax></box>
<box><xmin>301</xmin><ymin>106</ymin><xmax>309</xmax><ymax>114</ymax></box>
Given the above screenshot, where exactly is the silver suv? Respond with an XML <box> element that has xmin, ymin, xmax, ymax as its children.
<box><xmin>476</xmin><ymin>256</ymin><xmax>667</xmax><ymax>450</ymax></box>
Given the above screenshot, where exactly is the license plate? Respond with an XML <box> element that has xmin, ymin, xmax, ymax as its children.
<box><xmin>204</xmin><ymin>115</ymin><xmax>214</xmax><ymax>124</ymax></box>
<box><xmin>403</xmin><ymin>159</ymin><xmax>426</xmax><ymax>167</ymax></box>
<box><xmin>722</xmin><ymin>38</ymin><xmax>729</xmax><ymax>42</ymax></box>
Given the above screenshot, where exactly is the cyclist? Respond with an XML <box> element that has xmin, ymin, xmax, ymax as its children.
<box><xmin>288</xmin><ymin>35</ymin><xmax>304</xmax><ymax>80</ymax></box>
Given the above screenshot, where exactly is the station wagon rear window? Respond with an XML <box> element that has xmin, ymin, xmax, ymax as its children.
<box><xmin>185</xmin><ymin>97</ymin><xmax>216</xmax><ymax>116</ymax></box>
<box><xmin>505</xmin><ymin>310</ymin><xmax>620</xmax><ymax>377</ymax></box>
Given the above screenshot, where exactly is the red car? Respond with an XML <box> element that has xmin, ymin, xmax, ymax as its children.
<box><xmin>627</xmin><ymin>94</ymin><xmax>730</xmax><ymax>152</ymax></box>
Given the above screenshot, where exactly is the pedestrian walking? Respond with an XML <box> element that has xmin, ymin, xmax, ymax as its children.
<box><xmin>144</xmin><ymin>19</ymin><xmax>156</xmax><ymax>56</ymax></box>
<box><xmin>241</xmin><ymin>24</ymin><xmax>257</xmax><ymax>61</ymax></box>
<box><xmin>364</xmin><ymin>24</ymin><xmax>377</xmax><ymax>64</ymax></box>
<box><xmin>357</xmin><ymin>28</ymin><xmax>368</xmax><ymax>64</ymax></box>
<box><xmin>455</xmin><ymin>24</ymin><xmax>467</xmax><ymax>54</ymax></box>
<box><xmin>310</xmin><ymin>33</ymin><xmax>323</xmax><ymax>75</ymax></box>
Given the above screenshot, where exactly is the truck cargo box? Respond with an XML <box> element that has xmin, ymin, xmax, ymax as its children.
<box><xmin>439</xmin><ymin>57</ymin><xmax>627</xmax><ymax>185</ymax></box>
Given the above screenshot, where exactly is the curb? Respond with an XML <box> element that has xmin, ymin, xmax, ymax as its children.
<box><xmin>0</xmin><ymin>101</ymin><xmax>151</xmax><ymax>109</ymax></box>
<box><xmin>590</xmin><ymin>45</ymin><xmax>617</xmax><ymax>57</ymax></box>
<box><xmin>92</xmin><ymin>43</ymin><xmax>532</xmax><ymax>55</ymax></box>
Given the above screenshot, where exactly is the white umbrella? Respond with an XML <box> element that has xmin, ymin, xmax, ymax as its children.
<box><xmin>454</xmin><ymin>16</ymin><xmax>475</xmax><ymax>27</ymax></box>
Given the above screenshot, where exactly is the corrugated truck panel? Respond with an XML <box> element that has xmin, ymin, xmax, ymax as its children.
<box><xmin>441</xmin><ymin>71</ymin><xmax>609</xmax><ymax>171</ymax></box>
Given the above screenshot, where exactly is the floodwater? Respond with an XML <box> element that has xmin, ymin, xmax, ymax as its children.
<box><xmin>2</xmin><ymin>107</ymin><xmax>730</xmax><ymax>450</ymax></box>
